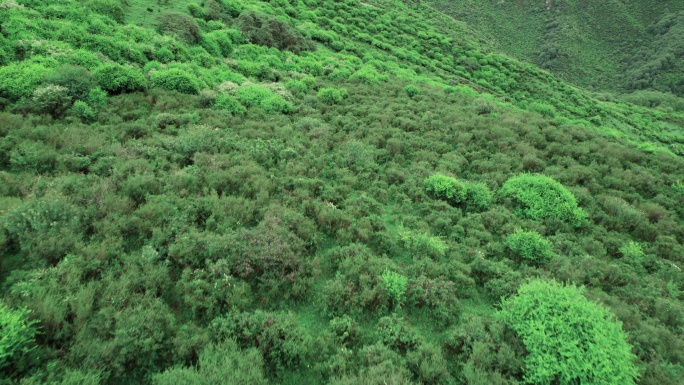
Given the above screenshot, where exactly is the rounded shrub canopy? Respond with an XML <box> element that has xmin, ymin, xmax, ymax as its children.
<box><xmin>499</xmin><ymin>279</ymin><xmax>639</xmax><ymax>385</ymax></box>
<box><xmin>499</xmin><ymin>173</ymin><xmax>588</xmax><ymax>226</ymax></box>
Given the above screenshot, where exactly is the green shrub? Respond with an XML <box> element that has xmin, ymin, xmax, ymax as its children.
<box><xmin>152</xmin><ymin>340</ymin><xmax>268</xmax><ymax>385</ymax></box>
<box><xmin>285</xmin><ymin>79</ymin><xmax>307</xmax><ymax>95</ymax></box>
<box><xmin>151</xmin><ymin>69</ymin><xmax>202</xmax><ymax>94</ymax></box>
<box><xmin>499</xmin><ymin>173</ymin><xmax>588</xmax><ymax>226</ymax></box>
<box><xmin>156</xmin><ymin>12</ymin><xmax>201</xmax><ymax>44</ymax></box>
<box><xmin>529</xmin><ymin>101</ymin><xmax>557</xmax><ymax>118</ymax></box>
<box><xmin>154</xmin><ymin>47</ymin><xmax>175</xmax><ymax>63</ymax></box>
<box><xmin>86</xmin><ymin>87</ymin><xmax>108</xmax><ymax>109</ymax></box>
<box><xmin>236</xmin><ymin>10</ymin><xmax>314</xmax><ymax>53</ymax></box>
<box><xmin>235</xmin><ymin>85</ymin><xmax>273</xmax><ymax>106</ymax></box>
<box><xmin>0</xmin><ymin>303</ymin><xmax>38</xmax><ymax>372</ymax></box>
<box><xmin>44</xmin><ymin>65</ymin><xmax>96</xmax><ymax>101</ymax></box>
<box><xmin>214</xmin><ymin>93</ymin><xmax>246</xmax><ymax>115</ymax></box>
<box><xmin>87</xmin><ymin>0</ymin><xmax>124</xmax><ymax>23</ymax></box>
<box><xmin>619</xmin><ymin>241</ymin><xmax>645</xmax><ymax>263</ymax></box>
<box><xmin>94</xmin><ymin>64</ymin><xmax>146</xmax><ymax>94</ymax></box>
<box><xmin>381</xmin><ymin>269</ymin><xmax>408</xmax><ymax>308</ymax></box>
<box><xmin>317</xmin><ymin>87</ymin><xmax>348</xmax><ymax>104</ymax></box>
<box><xmin>0</xmin><ymin>61</ymin><xmax>51</xmax><ymax>100</ymax></box>
<box><xmin>71</xmin><ymin>100</ymin><xmax>96</xmax><ymax>123</ymax></box>
<box><xmin>260</xmin><ymin>95</ymin><xmax>294</xmax><ymax>113</ymax></box>
<box><xmin>424</xmin><ymin>174</ymin><xmax>467</xmax><ymax>203</ymax></box>
<box><xmin>464</xmin><ymin>181</ymin><xmax>493</xmax><ymax>211</ymax></box>
<box><xmin>403</xmin><ymin>85</ymin><xmax>419</xmax><ymax>97</ymax></box>
<box><xmin>210</xmin><ymin>310</ymin><xmax>313</xmax><ymax>374</ymax></box>
<box><xmin>204</xmin><ymin>31</ymin><xmax>234</xmax><ymax>57</ymax></box>
<box><xmin>32</xmin><ymin>84</ymin><xmax>72</xmax><ymax>117</ymax></box>
<box><xmin>473</xmin><ymin>98</ymin><xmax>495</xmax><ymax>115</ymax></box>
<box><xmin>499</xmin><ymin>279</ymin><xmax>639</xmax><ymax>385</ymax></box>
<box><xmin>424</xmin><ymin>174</ymin><xmax>492</xmax><ymax>210</ymax></box>
<box><xmin>349</xmin><ymin>65</ymin><xmax>387</xmax><ymax>85</ymax></box>
<box><xmin>505</xmin><ymin>230</ymin><xmax>556</xmax><ymax>265</ymax></box>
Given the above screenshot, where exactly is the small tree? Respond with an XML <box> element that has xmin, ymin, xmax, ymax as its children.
<box><xmin>499</xmin><ymin>279</ymin><xmax>639</xmax><ymax>385</ymax></box>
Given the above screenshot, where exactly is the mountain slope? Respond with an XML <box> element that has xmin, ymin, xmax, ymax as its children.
<box><xmin>0</xmin><ymin>0</ymin><xmax>683</xmax><ymax>384</ymax></box>
<box><xmin>428</xmin><ymin>0</ymin><xmax>684</xmax><ymax>96</ymax></box>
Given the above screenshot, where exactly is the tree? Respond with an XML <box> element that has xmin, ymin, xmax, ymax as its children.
<box><xmin>499</xmin><ymin>279</ymin><xmax>639</xmax><ymax>385</ymax></box>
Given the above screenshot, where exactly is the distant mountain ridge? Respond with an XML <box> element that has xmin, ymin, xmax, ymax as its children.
<box><xmin>428</xmin><ymin>0</ymin><xmax>684</xmax><ymax>96</ymax></box>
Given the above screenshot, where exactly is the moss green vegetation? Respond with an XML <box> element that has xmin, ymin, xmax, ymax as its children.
<box><xmin>0</xmin><ymin>0</ymin><xmax>683</xmax><ymax>384</ymax></box>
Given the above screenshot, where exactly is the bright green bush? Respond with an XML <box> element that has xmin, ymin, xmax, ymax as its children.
<box><xmin>403</xmin><ymin>85</ymin><xmax>419</xmax><ymax>97</ymax></box>
<box><xmin>424</xmin><ymin>174</ymin><xmax>492</xmax><ymax>210</ymax></box>
<box><xmin>94</xmin><ymin>64</ymin><xmax>146</xmax><ymax>94</ymax></box>
<box><xmin>71</xmin><ymin>100</ymin><xmax>96</xmax><ymax>123</ymax></box>
<box><xmin>260</xmin><ymin>95</ymin><xmax>294</xmax><ymax>113</ymax></box>
<box><xmin>0</xmin><ymin>303</ymin><xmax>38</xmax><ymax>371</ymax></box>
<box><xmin>214</xmin><ymin>93</ymin><xmax>246</xmax><ymax>115</ymax></box>
<box><xmin>317</xmin><ymin>87</ymin><xmax>348</xmax><ymax>104</ymax></box>
<box><xmin>424</xmin><ymin>174</ymin><xmax>467</xmax><ymax>203</ymax></box>
<box><xmin>0</xmin><ymin>61</ymin><xmax>51</xmax><ymax>100</ymax></box>
<box><xmin>151</xmin><ymin>69</ymin><xmax>202</xmax><ymax>94</ymax></box>
<box><xmin>235</xmin><ymin>85</ymin><xmax>273</xmax><ymax>106</ymax></box>
<box><xmin>500</xmin><ymin>279</ymin><xmax>639</xmax><ymax>385</ymax></box>
<box><xmin>505</xmin><ymin>230</ymin><xmax>556</xmax><ymax>265</ymax></box>
<box><xmin>285</xmin><ymin>79</ymin><xmax>307</xmax><ymax>95</ymax></box>
<box><xmin>464</xmin><ymin>181</ymin><xmax>493</xmax><ymax>211</ymax></box>
<box><xmin>381</xmin><ymin>269</ymin><xmax>408</xmax><ymax>308</ymax></box>
<box><xmin>499</xmin><ymin>173</ymin><xmax>588</xmax><ymax>226</ymax></box>
<box><xmin>234</xmin><ymin>84</ymin><xmax>292</xmax><ymax>112</ymax></box>
<box><xmin>154</xmin><ymin>47</ymin><xmax>175</xmax><ymax>63</ymax></box>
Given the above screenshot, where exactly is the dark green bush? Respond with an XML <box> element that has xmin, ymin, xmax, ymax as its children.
<box><xmin>87</xmin><ymin>0</ymin><xmax>125</xmax><ymax>23</ymax></box>
<box><xmin>156</xmin><ymin>12</ymin><xmax>202</xmax><ymax>44</ymax></box>
<box><xmin>500</xmin><ymin>279</ymin><xmax>639</xmax><ymax>384</ymax></box>
<box><xmin>94</xmin><ymin>64</ymin><xmax>147</xmax><ymax>94</ymax></box>
<box><xmin>150</xmin><ymin>69</ymin><xmax>202</xmax><ymax>95</ymax></box>
<box><xmin>44</xmin><ymin>65</ymin><xmax>96</xmax><ymax>101</ymax></box>
<box><xmin>152</xmin><ymin>340</ymin><xmax>268</xmax><ymax>385</ymax></box>
<box><xmin>32</xmin><ymin>85</ymin><xmax>72</xmax><ymax>117</ymax></box>
<box><xmin>236</xmin><ymin>10</ymin><xmax>315</xmax><ymax>53</ymax></box>
<box><xmin>211</xmin><ymin>310</ymin><xmax>313</xmax><ymax>375</ymax></box>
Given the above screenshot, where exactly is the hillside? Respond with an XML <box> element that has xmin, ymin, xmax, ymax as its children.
<box><xmin>0</xmin><ymin>0</ymin><xmax>683</xmax><ymax>384</ymax></box>
<box><xmin>428</xmin><ymin>0</ymin><xmax>684</xmax><ymax>98</ymax></box>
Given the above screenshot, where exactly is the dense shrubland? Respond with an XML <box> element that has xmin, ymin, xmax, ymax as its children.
<box><xmin>0</xmin><ymin>0</ymin><xmax>683</xmax><ymax>384</ymax></box>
